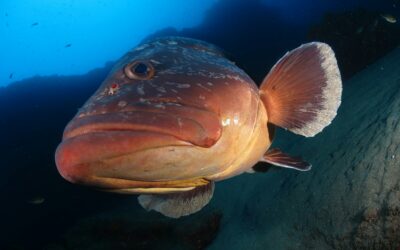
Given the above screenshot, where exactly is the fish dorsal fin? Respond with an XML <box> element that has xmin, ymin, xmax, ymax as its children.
<box><xmin>259</xmin><ymin>42</ymin><xmax>342</xmax><ymax>137</ymax></box>
<box><xmin>138</xmin><ymin>181</ymin><xmax>215</xmax><ymax>218</ymax></box>
<box><xmin>259</xmin><ymin>148</ymin><xmax>311</xmax><ymax>171</ymax></box>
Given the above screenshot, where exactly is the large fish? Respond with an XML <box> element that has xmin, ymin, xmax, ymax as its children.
<box><xmin>55</xmin><ymin>37</ymin><xmax>342</xmax><ymax>218</ymax></box>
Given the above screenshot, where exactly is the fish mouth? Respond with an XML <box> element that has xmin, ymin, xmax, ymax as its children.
<box><xmin>55</xmin><ymin>105</ymin><xmax>222</xmax><ymax>184</ymax></box>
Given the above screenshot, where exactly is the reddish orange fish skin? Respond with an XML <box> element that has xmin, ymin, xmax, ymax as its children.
<box><xmin>55</xmin><ymin>37</ymin><xmax>269</xmax><ymax>192</ymax></box>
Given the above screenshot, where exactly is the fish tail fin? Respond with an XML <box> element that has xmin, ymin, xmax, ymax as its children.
<box><xmin>138</xmin><ymin>181</ymin><xmax>214</xmax><ymax>218</ymax></box>
<box><xmin>259</xmin><ymin>42</ymin><xmax>342</xmax><ymax>137</ymax></box>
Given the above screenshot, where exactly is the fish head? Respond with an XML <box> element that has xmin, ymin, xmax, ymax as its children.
<box><xmin>55</xmin><ymin>37</ymin><xmax>263</xmax><ymax>193</ymax></box>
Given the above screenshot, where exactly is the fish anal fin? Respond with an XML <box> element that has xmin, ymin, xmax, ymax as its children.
<box><xmin>259</xmin><ymin>42</ymin><xmax>342</xmax><ymax>137</ymax></box>
<box><xmin>138</xmin><ymin>181</ymin><xmax>215</xmax><ymax>218</ymax></box>
<box><xmin>260</xmin><ymin>148</ymin><xmax>311</xmax><ymax>171</ymax></box>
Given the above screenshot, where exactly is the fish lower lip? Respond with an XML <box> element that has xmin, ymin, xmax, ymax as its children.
<box><xmin>55</xmin><ymin>130</ymin><xmax>191</xmax><ymax>184</ymax></box>
<box><xmin>63</xmin><ymin>108</ymin><xmax>222</xmax><ymax>148</ymax></box>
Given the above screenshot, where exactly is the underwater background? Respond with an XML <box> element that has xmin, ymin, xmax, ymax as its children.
<box><xmin>2</xmin><ymin>0</ymin><xmax>400</xmax><ymax>249</ymax></box>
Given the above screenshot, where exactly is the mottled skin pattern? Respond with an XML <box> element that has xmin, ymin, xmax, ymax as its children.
<box><xmin>55</xmin><ymin>37</ymin><xmax>272</xmax><ymax>194</ymax></box>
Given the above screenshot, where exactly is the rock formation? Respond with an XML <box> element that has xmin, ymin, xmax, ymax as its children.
<box><xmin>308</xmin><ymin>9</ymin><xmax>400</xmax><ymax>80</ymax></box>
<box><xmin>208</xmin><ymin>46</ymin><xmax>400</xmax><ymax>249</ymax></box>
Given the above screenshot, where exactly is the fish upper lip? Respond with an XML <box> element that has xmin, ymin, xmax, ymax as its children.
<box><xmin>62</xmin><ymin>104</ymin><xmax>222</xmax><ymax>148</ymax></box>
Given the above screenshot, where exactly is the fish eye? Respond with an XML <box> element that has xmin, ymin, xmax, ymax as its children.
<box><xmin>124</xmin><ymin>61</ymin><xmax>155</xmax><ymax>80</ymax></box>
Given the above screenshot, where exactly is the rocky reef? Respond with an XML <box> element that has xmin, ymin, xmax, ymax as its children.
<box><xmin>308</xmin><ymin>9</ymin><xmax>400</xmax><ymax>80</ymax></box>
<box><xmin>44</xmin><ymin>208</ymin><xmax>222</xmax><ymax>250</ymax></box>
<box><xmin>207</xmin><ymin>45</ymin><xmax>400</xmax><ymax>249</ymax></box>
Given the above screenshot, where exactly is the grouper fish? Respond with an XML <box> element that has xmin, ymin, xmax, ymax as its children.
<box><xmin>55</xmin><ymin>37</ymin><xmax>342</xmax><ymax>218</ymax></box>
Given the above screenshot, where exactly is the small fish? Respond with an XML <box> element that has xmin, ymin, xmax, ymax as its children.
<box><xmin>64</xmin><ymin>43</ymin><xmax>72</xmax><ymax>48</ymax></box>
<box><xmin>55</xmin><ymin>37</ymin><xmax>342</xmax><ymax>218</ymax></box>
<box><xmin>27</xmin><ymin>196</ymin><xmax>45</xmax><ymax>205</ymax></box>
<box><xmin>31</xmin><ymin>22</ymin><xmax>39</xmax><ymax>27</ymax></box>
<box><xmin>381</xmin><ymin>14</ymin><xmax>397</xmax><ymax>23</ymax></box>
<box><xmin>9</xmin><ymin>73</ymin><xmax>13</xmax><ymax>79</ymax></box>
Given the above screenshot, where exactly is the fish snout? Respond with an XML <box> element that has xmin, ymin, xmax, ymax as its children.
<box><xmin>55</xmin><ymin>98</ymin><xmax>223</xmax><ymax>187</ymax></box>
<box><xmin>55</xmin><ymin>142</ymin><xmax>91</xmax><ymax>185</ymax></box>
<box><xmin>55</xmin><ymin>130</ymin><xmax>192</xmax><ymax>186</ymax></box>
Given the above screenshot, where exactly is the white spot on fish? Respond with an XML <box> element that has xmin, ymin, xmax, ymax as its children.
<box><xmin>150</xmin><ymin>59</ymin><xmax>162</xmax><ymax>64</ymax></box>
<box><xmin>166</xmin><ymin>102</ymin><xmax>182</xmax><ymax>107</ymax></box>
<box><xmin>118</xmin><ymin>101</ymin><xmax>127</xmax><ymax>107</ymax></box>
<box><xmin>137</xmin><ymin>85</ymin><xmax>145</xmax><ymax>95</ymax></box>
<box><xmin>196</xmin><ymin>83</ymin><xmax>212</xmax><ymax>92</ymax></box>
<box><xmin>176</xmin><ymin>83</ymin><xmax>190</xmax><ymax>88</ymax></box>
<box><xmin>199</xmin><ymin>95</ymin><xmax>205</xmax><ymax>100</ymax></box>
<box><xmin>154</xmin><ymin>104</ymin><xmax>166</xmax><ymax>109</ymax></box>
<box><xmin>171</xmin><ymin>89</ymin><xmax>178</xmax><ymax>93</ymax></box>
<box><xmin>233</xmin><ymin>115</ymin><xmax>239</xmax><ymax>125</ymax></box>
<box><xmin>222</xmin><ymin>118</ymin><xmax>231</xmax><ymax>127</ymax></box>
<box><xmin>168</xmin><ymin>40</ymin><xmax>178</xmax><ymax>45</ymax></box>
<box><xmin>148</xmin><ymin>81</ymin><xmax>157</xmax><ymax>88</ymax></box>
<box><xmin>226</xmin><ymin>74</ymin><xmax>245</xmax><ymax>83</ymax></box>
<box><xmin>107</xmin><ymin>84</ymin><xmax>119</xmax><ymax>95</ymax></box>
<box><xmin>177</xmin><ymin>117</ymin><xmax>183</xmax><ymax>128</ymax></box>
<box><xmin>157</xmin><ymin>87</ymin><xmax>167</xmax><ymax>93</ymax></box>
<box><xmin>206</xmin><ymin>82</ymin><xmax>213</xmax><ymax>86</ymax></box>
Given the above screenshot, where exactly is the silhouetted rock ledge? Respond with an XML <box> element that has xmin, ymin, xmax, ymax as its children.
<box><xmin>206</xmin><ymin>46</ymin><xmax>400</xmax><ymax>249</ymax></box>
<box><xmin>308</xmin><ymin>9</ymin><xmax>400</xmax><ymax>80</ymax></box>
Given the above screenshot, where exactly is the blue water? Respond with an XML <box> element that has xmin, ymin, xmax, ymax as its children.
<box><xmin>1</xmin><ymin>0</ymin><xmax>393</xmax><ymax>87</ymax></box>
<box><xmin>0</xmin><ymin>0</ymin><xmax>216</xmax><ymax>87</ymax></box>
<box><xmin>1</xmin><ymin>0</ymin><xmax>400</xmax><ymax>249</ymax></box>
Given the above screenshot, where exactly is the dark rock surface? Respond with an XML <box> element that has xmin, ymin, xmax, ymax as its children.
<box><xmin>45</xmin><ymin>209</ymin><xmax>222</xmax><ymax>250</ymax></box>
<box><xmin>207</xmin><ymin>46</ymin><xmax>400</xmax><ymax>249</ymax></box>
<box><xmin>308</xmin><ymin>9</ymin><xmax>400</xmax><ymax>80</ymax></box>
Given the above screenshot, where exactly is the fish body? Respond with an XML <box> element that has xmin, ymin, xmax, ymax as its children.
<box><xmin>381</xmin><ymin>14</ymin><xmax>397</xmax><ymax>23</ymax></box>
<box><xmin>55</xmin><ymin>37</ymin><xmax>342</xmax><ymax>218</ymax></box>
<box><xmin>27</xmin><ymin>196</ymin><xmax>45</xmax><ymax>205</ymax></box>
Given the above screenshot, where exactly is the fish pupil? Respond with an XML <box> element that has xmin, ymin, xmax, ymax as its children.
<box><xmin>133</xmin><ymin>63</ymin><xmax>148</xmax><ymax>75</ymax></box>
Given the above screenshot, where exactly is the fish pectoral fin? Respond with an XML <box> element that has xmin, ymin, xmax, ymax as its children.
<box><xmin>259</xmin><ymin>42</ymin><xmax>342</xmax><ymax>137</ymax></box>
<box><xmin>258</xmin><ymin>148</ymin><xmax>311</xmax><ymax>171</ymax></box>
<box><xmin>137</xmin><ymin>181</ymin><xmax>215</xmax><ymax>218</ymax></box>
